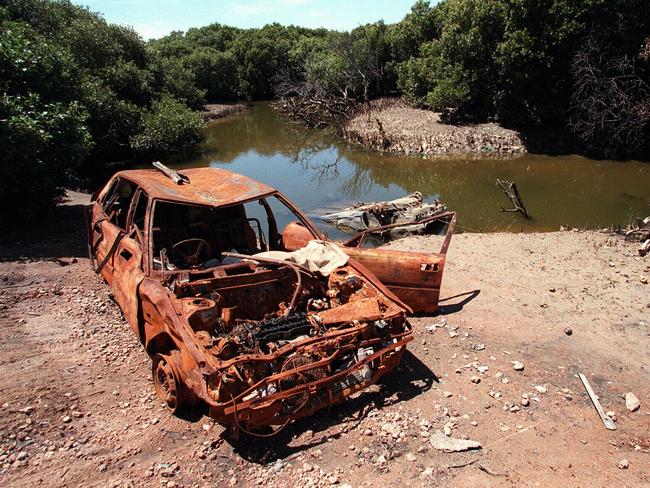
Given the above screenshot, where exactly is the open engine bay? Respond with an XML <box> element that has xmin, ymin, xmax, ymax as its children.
<box><xmin>170</xmin><ymin>254</ymin><xmax>412</xmax><ymax>432</ymax></box>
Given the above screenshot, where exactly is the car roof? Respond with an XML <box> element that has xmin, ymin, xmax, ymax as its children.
<box><xmin>114</xmin><ymin>167</ymin><xmax>276</xmax><ymax>206</ymax></box>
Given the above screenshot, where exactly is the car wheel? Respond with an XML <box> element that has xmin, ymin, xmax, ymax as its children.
<box><xmin>153</xmin><ymin>353</ymin><xmax>184</xmax><ymax>413</ymax></box>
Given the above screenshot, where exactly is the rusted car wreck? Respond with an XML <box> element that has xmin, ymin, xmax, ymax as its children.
<box><xmin>86</xmin><ymin>165</ymin><xmax>455</xmax><ymax>435</ymax></box>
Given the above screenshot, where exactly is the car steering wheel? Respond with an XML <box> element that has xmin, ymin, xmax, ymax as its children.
<box><xmin>170</xmin><ymin>238</ymin><xmax>212</xmax><ymax>267</ymax></box>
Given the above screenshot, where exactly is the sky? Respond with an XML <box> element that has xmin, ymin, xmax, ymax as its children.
<box><xmin>71</xmin><ymin>0</ymin><xmax>421</xmax><ymax>40</ymax></box>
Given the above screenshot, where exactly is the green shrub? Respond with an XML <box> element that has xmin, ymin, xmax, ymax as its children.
<box><xmin>0</xmin><ymin>94</ymin><xmax>91</xmax><ymax>221</ymax></box>
<box><xmin>130</xmin><ymin>95</ymin><xmax>205</xmax><ymax>154</ymax></box>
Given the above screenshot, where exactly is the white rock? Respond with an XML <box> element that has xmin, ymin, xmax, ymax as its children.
<box><xmin>512</xmin><ymin>361</ymin><xmax>524</xmax><ymax>371</ymax></box>
<box><xmin>534</xmin><ymin>385</ymin><xmax>547</xmax><ymax>394</ymax></box>
<box><xmin>430</xmin><ymin>431</ymin><xmax>481</xmax><ymax>452</ymax></box>
<box><xmin>625</xmin><ymin>392</ymin><xmax>640</xmax><ymax>412</ymax></box>
<box><xmin>381</xmin><ymin>422</ymin><xmax>401</xmax><ymax>438</ymax></box>
<box><xmin>405</xmin><ymin>453</ymin><xmax>417</xmax><ymax>462</ymax></box>
<box><xmin>618</xmin><ymin>459</ymin><xmax>629</xmax><ymax>469</ymax></box>
<box><xmin>327</xmin><ymin>473</ymin><xmax>339</xmax><ymax>484</ymax></box>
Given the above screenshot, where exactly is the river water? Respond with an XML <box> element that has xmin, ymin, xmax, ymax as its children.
<box><xmin>168</xmin><ymin>103</ymin><xmax>650</xmax><ymax>234</ymax></box>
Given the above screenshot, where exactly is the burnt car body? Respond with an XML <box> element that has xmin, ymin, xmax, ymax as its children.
<box><xmin>86</xmin><ymin>167</ymin><xmax>454</xmax><ymax>435</ymax></box>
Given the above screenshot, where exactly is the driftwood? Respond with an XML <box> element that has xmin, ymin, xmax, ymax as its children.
<box><xmin>496</xmin><ymin>179</ymin><xmax>529</xmax><ymax>218</ymax></box>
<box><xmin>617</xmin><ymin>216</ymin><xmax>650</xmax><ymax>255</ymax></box>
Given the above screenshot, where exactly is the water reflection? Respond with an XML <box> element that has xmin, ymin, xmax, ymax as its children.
<box><xmin>167</xmin><ymin>103</ymin><xmax>650</xmax><ymax>233</ymax></box>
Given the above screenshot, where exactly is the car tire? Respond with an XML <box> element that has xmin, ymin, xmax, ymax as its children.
<box><xmin>152</xmin><ymin>352</ymin><xmax>185</xmax><ymax>414</ymax></box>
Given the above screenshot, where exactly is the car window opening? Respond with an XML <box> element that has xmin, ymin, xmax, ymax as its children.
<box><xmin>151</xmin><ymin>196</ymin><xmax>301</xmax><ymax>271</ymax></box>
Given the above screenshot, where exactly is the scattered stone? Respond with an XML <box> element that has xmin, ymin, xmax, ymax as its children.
<box><xmin>429</xmin><ymin>431</ymin><xmax>481</xmax><ymax>452</ymax></box>
<box><xmin>618</xmin><ymin>459</ymin><xmax>629</xmax><ymax>469</ymax></box>
<box><xmin>625</xmin><ymin>392</ymin><xmax>640</xmax><ymax>412</ymax></box>
<box><xmin>512</xmin><ymin>361</ymin><xmax>524</xmax><ymax>371</ymax></box>
<box><xmin>444</xmin><ymin>391</ymin><xmax>453</xmax><ymax>398</ymax></box>
<box><xmin>381</xmin><ymin>422</ymin><xmax>401</xmax><ymax>438</ymax></box>
<box><xmin>62</xmin><ymin>415</ymin><xmax>71</xmax><ymax>423</ymax></box>
<box><xmin>327</xmin><ymin>473</ymin><xmax>339</xmax><ymax>484</ymax></box>
<box><xmin>470</xmin><ymin>376</ymin><xmax>481</xmax><ymax>384</ymax></box>
<box><xmin>405</xmin><ymin>453</ymin><xmax>417</xmax><ymax>462</ymax></box>
<box><xmin>534</xmin><ymin>385</ymin><xmax>547</xmax><ymax>394</ymax></box>
<box><xmin>564</xmin><ymin>327</ymin><xmax>573</xmax><ymax>336</ymax></box>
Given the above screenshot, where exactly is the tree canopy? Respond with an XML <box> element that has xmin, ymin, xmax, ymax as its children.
<box><xmin>2</xmin><ymin>0</ymin><xmax>648</xmax><ymax>221</ymax></box>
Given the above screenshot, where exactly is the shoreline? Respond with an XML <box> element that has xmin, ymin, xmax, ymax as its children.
<box><xmin>342</xmin><ymin>98</ymin><xmax>526</xmax><ymax>156</ymax></box>
<box><xmin>201</xmin><ymin>102</ymin><xmax>248</xmax><ymax>123</ymax></box>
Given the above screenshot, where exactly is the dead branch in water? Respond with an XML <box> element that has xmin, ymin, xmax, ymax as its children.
<box><xmin>496</xmin><ymin>179</ymin><xmax>529</xmax><ymax>218</ymax></box>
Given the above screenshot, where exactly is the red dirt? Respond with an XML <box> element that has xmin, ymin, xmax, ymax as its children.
<box><xmin>0</xmin><ymin>193</ymin><xmax>648</xmax><ymax>487</ymax></box>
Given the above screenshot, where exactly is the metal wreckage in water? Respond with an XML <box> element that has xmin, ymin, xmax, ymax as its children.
<box><xmin>320</xmin><ymin>192</ymin><xmax>448</xmax><ymax>239</ymax></box>
<box><xmin>86</xmin><ymin>162</ymin><xmax>455</xmax><ymax>437</ymax></box>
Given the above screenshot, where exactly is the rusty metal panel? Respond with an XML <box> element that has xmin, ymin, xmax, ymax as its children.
<box><xmin>112</xmin><ymin>168</ymin><xmax>276</xmax><ymax>207</ymax></box>
<box><xmin>343</xmin><ymin>247</ymin><xmax>446</xmax><ymax>314</ymax></box>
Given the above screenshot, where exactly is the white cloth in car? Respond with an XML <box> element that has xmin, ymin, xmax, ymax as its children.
<box><xmin>252</xmin><ymin>240</ymin><xmax>348</xmax><ymax>276</ymax></box>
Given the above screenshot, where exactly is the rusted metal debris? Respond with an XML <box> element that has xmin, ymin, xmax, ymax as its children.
<box><xmin>86</xmin><ymin>165</ymin><xmax>455</xmax><ymax>436</ymax></box>
<box><xmin>320</xmin><ymin>192</ymin><xmax>448</xmax><ymax>238</ymax></box>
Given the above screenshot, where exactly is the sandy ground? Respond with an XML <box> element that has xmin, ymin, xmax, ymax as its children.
<box><xmin>343</xmin><ymin>99</ymin><xmax>525</xmax><ymax>156</ymax></box>
<box><xmin>0</xmin><ymin>194</ymin><xmax>648</xmax><ymax>487</ymax></box>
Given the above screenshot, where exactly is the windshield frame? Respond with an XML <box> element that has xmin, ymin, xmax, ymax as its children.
<box><xmin>147</xmin><ymin>190</ymin><xmax>323</xmax><ymax>278</ymax></box>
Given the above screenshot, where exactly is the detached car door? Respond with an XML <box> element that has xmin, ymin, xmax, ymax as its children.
<box><xmin>340</xmin><ymin>212</ymin><xmax>456</xmax><ymax>314</ymax></box>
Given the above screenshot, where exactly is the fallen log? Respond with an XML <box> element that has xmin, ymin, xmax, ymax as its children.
<box><xmin>496</xmin><ymin>179</ymin><xmax>529</xmax><ymax>218</ymax></box>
